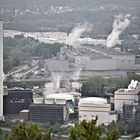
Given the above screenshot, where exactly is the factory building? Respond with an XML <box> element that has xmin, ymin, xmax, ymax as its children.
<box><xmin>84</xmin><ymin>59</ymin><xmax>117</xmax><ymax>71</ymax></box>
<box><xmin>117</xmin><ymin>92</ymin><xmax>140</xmax><ymax>131</ymax></box>
<box><xmin>29</xmin><ymin>93</ymin><xmax>73</xmax><ymax>123</ymax></box>
<box><xmin>29</xmin><ymin>104</ymin><xmax>69</xmax><ymax>123</ymax></box>
<box><xmin>46</xmin><ymin>53</ymin><xmax>136</xmax><ymax>80</ymax></box>
<box><xmin>3</xmin><ymin>88</ymin><xmax>33</xmax><ymax>115</ymax></box>
<box><xmin>114</xmin><ymin>80</ymin><xmax>139</xmax><ymax>112</ymax></box>
<box><xmin>119</xmin><ymin>104</ymin><xmax>135</xmax><ymax>123</ymax></box>
<box><xmin>78</xmin><ymin>97</ymin><xmax>116</xmax><ymax>125</ymax></box>
<box><xmin>0</xmin><ymin>20</ymin><xmax>3</xmax><ymax>120</ymax></box>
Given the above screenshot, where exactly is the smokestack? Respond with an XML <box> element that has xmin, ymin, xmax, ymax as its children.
<box><xmin>0</xmin><ymin>20</ymin><xmax>3</xmax><ymax>120</ymax></box>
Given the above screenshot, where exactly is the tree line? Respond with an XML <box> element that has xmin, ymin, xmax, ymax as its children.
<box><xmin>4</xmin><ymin>35</ymin><xmax>63</xmax><ymax>73</ymax></box>
<box><xmin>0</xmin><ymin>119</ymin><xmax>120</xmax><ymax>140</ymax></box>
<box><xmin>81</xmin><ymin>73</ymin><xmax>140</xmax><ymax>97</ymax></box>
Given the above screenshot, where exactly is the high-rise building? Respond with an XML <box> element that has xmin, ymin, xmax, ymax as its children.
<box><xmin>0</xmin><ymin>20</ymin><xmax>3</xmax><ymax>120</ymax></box>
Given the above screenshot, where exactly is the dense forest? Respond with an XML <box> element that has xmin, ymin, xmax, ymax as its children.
<box><xmin>81</xmin><ymin>74</ymin><xmax>140</xmax><ymax>97</ymax></box>
<box><xmin>3</xmin><ymin>35</ymin><xmax>63</xmax><ymax>73</ymax></box>
<box><xmin>0</xmin><ymin>0</ymin><xmax>140</xmax><ymax>35</ymax></box>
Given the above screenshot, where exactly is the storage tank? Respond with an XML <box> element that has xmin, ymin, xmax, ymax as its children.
<box><xmin>33</xmin><ymin>98</ymin><xmax>44</xmax><ymax>104</ymax></box>
<box><xmin>79</xmin><ymin>97</ymin><xmax>116</xmax><ymax>125</ymax></box>
<box><xmin>45</xmin><ymin>93</ymin><xmax>74</xmax><ymax>104</ymax></box>
<box><xmin>45</xmin><ymin>93</ymin><xmax>74</xmax><ymax>100</ymax></box>
<box><xmin>45</xmin><ymin>93</ymin><xmax>75</xmax><ymax>113</ymax></box>
<box><xmin>114</xmin><ymin>88</ymin><xmax>138</xmax><ymax>111</ymax></box>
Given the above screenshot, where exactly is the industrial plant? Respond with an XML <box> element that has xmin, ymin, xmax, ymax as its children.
<box><xmin>0</xmin><ymin>10</ymin><xmax>140</xmax><ymax>138</ymax></box>
<box><xmin>78</xmin><ymin>97</ymin><xmax>116</xmax><ymax>125</ymax></box>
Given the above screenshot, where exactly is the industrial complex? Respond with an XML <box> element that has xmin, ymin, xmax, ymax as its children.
<box><xmin>0</xmin><ymin>18</ymin><xmax>140</xmax><ymax>131</ymax></box>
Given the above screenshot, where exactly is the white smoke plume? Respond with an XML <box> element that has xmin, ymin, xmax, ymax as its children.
<box><xmin>72</xmin><ymin>68</ymin><xmax>82</xmax><ymax>81</ymax></box>
<box><xmin>72</xmin><ymin>56</ymin><xmax>87</xmax><ymax>81</ymax></box>
<box><xmin>43</xmin><ymin>74</ymin><xmax>61</xmax><ymax>96</ymax></box>
<box><xmin>43</xmin><ymin>82</ymin><xmax>54</xmax><ymax>96</ymax></box>
<box><xmin>66</xmin><ymin>23</ymin><xmax>92</xmax><ymax>46</ymax></box>
<box><xmin>107</xmin><ymin>14</ymin><xmax>131</xmax><ymax>48</ymax></box>
<box><xmin>52</xmin><ymin>74</ymin><xmax>61</xmax><ymax>89</ymax></box>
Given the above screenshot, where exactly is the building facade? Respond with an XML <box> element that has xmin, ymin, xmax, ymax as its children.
<box><xmin>114</xmin><ymin>81</ymin><xmax>139</xmax><ymax>112</ymax></box>
<box><xmin>78</xmin><ymin>97</ymin><xmax>116</xmax><ymax>125</ymax></box>
<box><xmin>3</xmin><ymin>89</ymin><xmax>33</xmax><ymax>115</ymax></box>
<box><xmin>29</xmin><ymin>104</ymin><xmax>69</xmax><ymax>123</ymax></box>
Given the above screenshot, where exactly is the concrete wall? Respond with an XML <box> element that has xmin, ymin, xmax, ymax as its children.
<box><xmin>114</xmin><ymin>55</ymin><xmax>135</xmax><ymax>70</ymax></box>
<box><xmin>84</xmin><ymin>59</ymin><xmax>117</xmax><ymax>71</ymax></box>
<box><xmin>84</xmin><ymin>56</ymin><xmax>135</xmax><ymax>71</ymax></box>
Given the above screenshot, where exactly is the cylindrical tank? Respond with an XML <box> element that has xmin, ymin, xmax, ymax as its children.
<box><xmin>79</xmin><ymin>97</ymin><xmax>107</xmax><ymax>105</ymax></box>
<box><xmin>33</xmin><ymin>98</ymin><xmax>44</xmax><ymax>104</ymax></box>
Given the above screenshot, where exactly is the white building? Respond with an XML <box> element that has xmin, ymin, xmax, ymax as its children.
<box><xmin>0</xmin><ymin>21</ymin><xmax>3</xmax><ymax>120</ymax></box>
<box><xmin>44</xmin><ymin>93</ymin><xmax>74</xmax><ymax>105</ymax></box>
<box><xmin>84</xmin><ymin>55</ymin><xmax>135</xmax><ymax>71</ymax></box>
<box><xmin>78</xmin><ymin>97</ymin><xmax>116</xmax><ymax>125</ymax></box>
<box><xmin>44</xmin><ymin>93</ymin><xmax>75</xmax><ymax>113</ymax></box>
<box><xmin>114</xmin><ymin>80</ymin><xmax>139</xmax><ymax>112</ymax></box>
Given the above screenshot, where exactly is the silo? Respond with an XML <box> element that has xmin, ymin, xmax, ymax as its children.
<box><xmin>0</xmin><ymin>21</ymin><xmax>3</xmax><ymax>120</ymax></box>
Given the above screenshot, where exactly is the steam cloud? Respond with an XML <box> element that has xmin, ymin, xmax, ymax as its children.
<box><xmin>43</xmin><ymin>74</ymin><xmax>61</xmax><ymax>96</ymax></box>
<box><xmin>66</xmin><ymin>23</ymin><xmax>92</xmax><ymax>46</ymax></box>
<box><xmin>66</xmin><ymin>24</ymin><xmax>92</xmax><ymax>80</ymax></box>
<box><xmin>72</xmin><ymin>68</ymin><xmax>82</xmax><ymax>81</ymax></box>
<box><xmin>72</xmin><ymin>56</ymin><xmax>87</xmax><ymax>81</ymax></box>
<box><xmin>107</xmin><ymin>14</ymin><xmax>131</xmax><ymax>48</ymax></box>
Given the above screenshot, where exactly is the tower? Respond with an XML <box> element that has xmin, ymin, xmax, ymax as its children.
<box><xmin>0</xmin><ymin>20</ymin><xmax>3</xmax><ymax>120</ymax></box>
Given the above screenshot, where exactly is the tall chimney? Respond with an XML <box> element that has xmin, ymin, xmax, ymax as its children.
<box><xmin>0</xmin><ymin>20</ymin><xmax>3</xmax><ymax>120</ymax></box>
